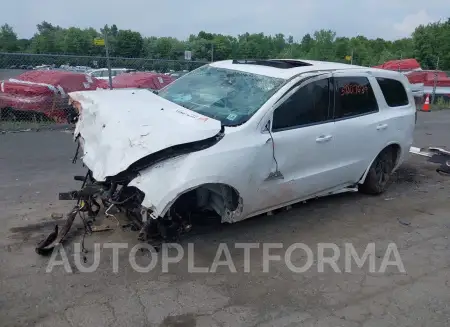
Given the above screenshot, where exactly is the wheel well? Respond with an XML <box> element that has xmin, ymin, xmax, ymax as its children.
<box><xmin>168</xmin><ymin>183</ymin><xmax>243</xmax><ymax>222</ymax></box>
<box><xmin>384</xmin><ymin>143</ymin><xmax>401</xmax><ymax>167</ymax></box>
<box><xmin>359</xmin><ymin>143</ymin><xmax>402</xmax><ymax>184</ymax></box>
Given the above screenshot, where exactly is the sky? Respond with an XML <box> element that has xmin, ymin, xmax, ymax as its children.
<box><xmin>1</xmin><ymin>0</ymin><xmax>449</xmax><ymax>41</ymax></box>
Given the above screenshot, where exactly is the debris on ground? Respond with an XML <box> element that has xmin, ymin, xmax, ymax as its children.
<box><xmin>397</xmin><ymin>218</ymin><xmax>412</xmax><ymax>226</ymax></box>
<box><xmin>51</xmin><ymin>212</ymin><xmax>64</xmax><ymax>219</ymax></box>
<box><xmin>91</xmin><ymin>225</ymin><xmax>113</xmax><ymax>232</ymax></box>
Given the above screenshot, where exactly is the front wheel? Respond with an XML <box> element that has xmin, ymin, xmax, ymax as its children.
<box><xmin>359</xmin><ymin>148</ymin><xmax>395</xmax><ymax>195</ymax></box>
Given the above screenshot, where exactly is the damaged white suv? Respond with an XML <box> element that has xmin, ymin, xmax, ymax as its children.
<box><xmin>60</xmin><ymin>59</ymin><xmax>416</xmax><ymax>244</ymax></box>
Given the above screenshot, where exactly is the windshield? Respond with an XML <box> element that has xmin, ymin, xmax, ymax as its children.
<box><xmin>157</xmin><ymin>65</ymin><xmax>285</xmax><ymax>126</ymax></box>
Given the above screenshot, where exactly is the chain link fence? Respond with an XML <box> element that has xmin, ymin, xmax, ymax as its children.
<box><xmin>429</xmin><ymin>70</ymin><xmax>450</xmax><ymax>110</ymax></box>
<box><xmin>0</xmin><ymin>52</ymin><xmax>208</xmax><ymax>129</ymax></box>
<box><xmin>405</xmin><ymin>69</ymin><xmax>450</xmax><ymax>111</ymax></box>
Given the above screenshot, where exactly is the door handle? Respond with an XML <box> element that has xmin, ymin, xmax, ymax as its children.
<box><xmin>376</xmin><ymin>124</ymin><xmax>388</xmax><ymax>130</ymax></box>
<box><xmin>316</xmin><ymin>135</ymin><xmax>332</xmax><ymax>143</ymax></box>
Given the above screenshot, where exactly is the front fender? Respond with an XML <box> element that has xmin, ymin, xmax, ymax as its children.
<box><xmin>128</xmin><ymin>154</ymin><xmax>244</xmax><ymax>218</ymax></box>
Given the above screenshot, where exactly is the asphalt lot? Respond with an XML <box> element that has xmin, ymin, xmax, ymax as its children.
<box><xmin>1</xmin><ymin>111</ymin><xmax>450</xmax><ymax>327</ymax></box>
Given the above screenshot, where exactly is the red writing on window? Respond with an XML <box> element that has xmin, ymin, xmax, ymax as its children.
<box><xmin>340</xmin><ymin>84</ymin><xmax>368</xmax><ymax>96</ymax></box>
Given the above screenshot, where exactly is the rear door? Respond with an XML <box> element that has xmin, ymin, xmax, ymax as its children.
<box><xmin>372</xmin><ymin>75</ymin><xmax>416</xmax><ymax>152</ymax></box>
<box><xmin>329</xmin><ymin>73</ymin><xmax>384</xmax><ymax>183</ymax></box>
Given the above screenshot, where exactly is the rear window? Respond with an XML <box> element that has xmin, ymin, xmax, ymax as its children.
<box><xmin>376</xmin><ymin>77</ymin><xmax>409</xmax><ymax>107</ymax></box>
<box><xmin>334</xmin><ymin>76</ymin><xmax>379</xmax><ymax>119</ymax></box>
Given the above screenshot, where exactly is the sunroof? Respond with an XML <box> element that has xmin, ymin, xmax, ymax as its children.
<box><xmin>231</xmin><ymin>59</ymin><xmax>312</xmax><ymax>69</ymax></box>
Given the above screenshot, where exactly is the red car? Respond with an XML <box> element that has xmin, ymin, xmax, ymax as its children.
<box><xmin>111</xmin><ymin>72</ymin><xmax>175</xmax><ymax>91</ymax></box>
<box><xmin>0</xmin><ymin>70</ymin><xmax>105</xmax><ymax>123</ymax></box>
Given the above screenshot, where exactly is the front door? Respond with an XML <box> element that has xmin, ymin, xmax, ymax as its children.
<box><xmin>251</xmin><ymin>75</ymin><xmax>343</xmax><ymax>212</ymax></box>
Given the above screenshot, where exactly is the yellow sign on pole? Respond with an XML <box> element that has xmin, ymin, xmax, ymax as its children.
<box><xmin>345</xmin><ymin>55</ymin><xmax>352</xmax><ymax>61</ymax></box>
<box><xmin>93</xmin><ymin>38</ymin><xmax>105</xmax><ymax>46</ymax></box>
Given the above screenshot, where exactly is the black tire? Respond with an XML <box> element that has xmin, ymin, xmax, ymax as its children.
<box><xmin>359</xmin><ymin>148</ymin><xmax>395</xmax><ymax>195</ymax></box>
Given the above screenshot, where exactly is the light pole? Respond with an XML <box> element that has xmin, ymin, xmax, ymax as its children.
<box><xmin>104</xmin><ymin>31</ymin><xmax>113</xmax><ymax>89</ymax></box>
<box><xmin>432</xmin><ymin>57</ymin><xmax>439</xmax><ymax>105</ymax></box>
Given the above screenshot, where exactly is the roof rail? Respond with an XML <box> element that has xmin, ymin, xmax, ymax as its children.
<box><xmin>288</xmin><ymin>68</ymin><xmax>343</xmax><ymax>77</ymax></box>
<box><xmin>231</xmin><ymin>59</ymin><xmax>311</xmax><ymax>69</ymax></box>
<box><xmin>282</xmin><ymin>67</ymin><xmax>369</xmax><ymax>83</ymax></box>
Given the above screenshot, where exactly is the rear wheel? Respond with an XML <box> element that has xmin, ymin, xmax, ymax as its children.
<box><xmin>359</xmin><ymin>148</ymin><xmax>395</xmax><ymax>195</ymax></box>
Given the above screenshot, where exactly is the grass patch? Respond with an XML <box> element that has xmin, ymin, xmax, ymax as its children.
<box><xmin>431</xmin><ymin>97</ymin><xmax>450</xmax><ymax>110</ymax></box>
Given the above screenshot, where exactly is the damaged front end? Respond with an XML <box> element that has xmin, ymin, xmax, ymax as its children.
<box><xmin>36</xmin><ymin>88</ymin><xmax>228</xmax><ymax>254</ymax></box>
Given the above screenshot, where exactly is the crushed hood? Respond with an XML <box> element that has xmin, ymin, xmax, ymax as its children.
<box><xmin>69</xmin><ymin>89</ymin><xmax>222</xmax><ymax>181</ymax></box>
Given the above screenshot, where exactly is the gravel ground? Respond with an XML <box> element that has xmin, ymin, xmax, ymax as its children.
<box><xmin>1</xmin><ymin>111</ymin><xmax>450</xmax><ymax>327</ymax></box>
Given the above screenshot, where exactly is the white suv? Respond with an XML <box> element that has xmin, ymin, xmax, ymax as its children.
<box><xmin>69</xmin><ymin>59</ymin><xmax>416</xmax><ymax>240</ymax></box>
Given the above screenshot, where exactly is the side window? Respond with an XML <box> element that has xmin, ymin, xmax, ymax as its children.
<box><xmin>272</xmin><ymin>78</ymin><xmax>330</xmax><ymax>131</ymax></box>
<box><xmin>102</xmin><ymin>70</ymin><xmax>114</xmax><ymax>77</ymax></box>
<box><xmin>376</xmin><ymin>77</ymin><xmax>409</xmax><ymax>107</ymax></box>
<box><xmin>334</xmin><ymin>76</ymin><xmax>378</xmax><ymax>119</ymax></box>
<box><xmin>91</xmin><ymin>71</ymin><xmax>101</xmax><ymax>77</ymax></box>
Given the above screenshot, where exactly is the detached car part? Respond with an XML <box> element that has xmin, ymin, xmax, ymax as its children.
<box><xmin>409</xmin><ymin>146</ymin><xmax>450</xmax><ymax>175</ymax></box>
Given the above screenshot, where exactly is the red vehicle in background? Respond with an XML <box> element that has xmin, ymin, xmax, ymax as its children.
<box><xmin>0</xmin><ymin>70</ymin><xmax>105</xmax><ymax>123</ymax></box>
<box><xmin>373</xmin><ymin>58</ymin><xmax>450</xmax><ymax>103</ymax></box>
<box><xmin>372</xmin><ymin>59</ymin><xmax>421</xmax><ymax>72</ymax></box>
<box><xmin>111</xmin><ymin>72</ymin><xmax>175</xmax><ymax>91</ymax></box>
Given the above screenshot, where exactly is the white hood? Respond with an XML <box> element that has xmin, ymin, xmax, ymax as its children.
<box><xmin>69</xmin><ymin>88</ymin><xmax>222</xmax><ymax>181</ymax></box>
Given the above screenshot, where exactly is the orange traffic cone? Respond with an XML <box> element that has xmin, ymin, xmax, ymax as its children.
<box><xmin>421</xmin><ymin>94</ymin><xmax>431</xmax><ymax>112</ymax></box>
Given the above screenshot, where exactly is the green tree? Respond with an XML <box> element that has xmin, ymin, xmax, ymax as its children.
<box><xmin>413</xmin><ymin>19</ymin><xmax>450</xmax><ymax>69</ymax></box>
<box><xmin>115</xmin><ymin>30</ymin><xmax>143</xmax><ymax>57</ymax></box>
<box><xmin>30</xmin><ymin>21</ymin><xmax>64</xmax><ymax>54</ymax></box>
<box><xmin>300</xmin><ymin>33</ymin><xmax>314</xmax><ymax>55</ymax></box>
<box><xmin>2</xmin><ymin>17</ymin><xmax>450</xmax><ymax>71</ymax></box>
<box><xmin>211</xmin><ymin>35</ymin><xmax>232</xmax><ymax>61</ymax></box>
<box><xmin>309</xmin><ymin>30</ymin><xmax>336</xmax><ymax>61</ymax></box>
<box><xmin>63</xmin><ymin>27</ymin><xmax>91</xmax><ymax>55</ymax></box>
<box><xmin>0</xmin><ymin>24</ymin><xmax>19</xmax><ymax>52</ymax></box>
<box><xmin>16</xmin><ymin>39</ymin><xmax>31</xmax><ymax>52</ymax></box>
<box><xmin>334</xmin><ymin>37</ymin><xmax>350</xmax><ymax>62</ymax></box>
